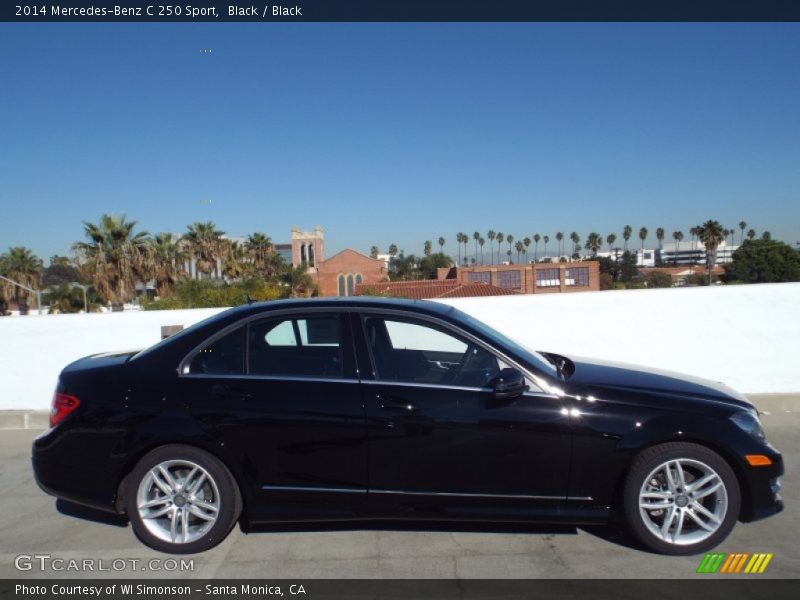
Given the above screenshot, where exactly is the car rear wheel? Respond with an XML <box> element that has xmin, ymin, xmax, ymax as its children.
<box><xmin>623</xmin><ymin>442</ymin><xmax>740</xmax><ymax>555</ymax></box>
<box><xmin>124</xmin><ymin>445</ymin><xmax>241</xmax><ymax>554</ymax></box>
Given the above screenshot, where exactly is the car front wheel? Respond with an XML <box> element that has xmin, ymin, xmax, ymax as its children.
<box><xmin>124</xmin><ymin>444</ymin><xmax>242</xmax><ymax>554</ymax></box>
<box><xmin>623</xmin><ymin>442</ymin><xmax>740</xmax><ymax>555</ymax></box>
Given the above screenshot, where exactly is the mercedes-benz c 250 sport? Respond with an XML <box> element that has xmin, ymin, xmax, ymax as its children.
<box><xmin>32</xmin><ymin>298</ymin><xmax>783</xmax><ymax>554</ymax></box>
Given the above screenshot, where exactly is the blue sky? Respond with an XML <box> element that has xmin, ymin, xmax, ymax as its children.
<box><xmin>1</xmin><ymin>23</ymin><xmax>798</xmax><ymax>260</ymax></box>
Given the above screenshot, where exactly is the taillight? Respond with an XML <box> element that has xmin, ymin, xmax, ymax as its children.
<box><xmin>50</xmin><ymin>392</ymin><xmax>80</xmax><ymax>428</ymax></box>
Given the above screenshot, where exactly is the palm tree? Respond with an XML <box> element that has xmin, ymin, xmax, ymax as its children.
<box><xmin>370</xmin><ymin>246</ymin><xmax>380</xmax><ymax>259</ymax></box>
<box><xmin>423</xmin><ymin>240</ymin><xmax>432</xmax><ymax>257</ymax></box>
<box><xmin>437</xmin><ymin>237</ymin><xmax>445</xmax><ymax>253</ymax></box>
<box><xmin>73</xmin><ymin>214</ymin><xmax>151</xmax><ymax>308</ymax></box>
<box><xmin>222</xmin><ymin>240</ymin><xmax>248</xmax><ymax>280</ymax></box>
<box><xmin>0</xmin><ymin>246</ymin><xmax>43</xmax><ymax>314</ymax></box>
<box><xmin>487</xmin><ymin>230</ymin><xmax>496</xmax><ymax>265</ymax></box>
<box><xmin>454</xmin><ymin>234</ymin><xmax>463</xmax><ymax>265</ymax></box>
<box><xmin>514</xmin><ymin>241</ymin><xmax>524</xmax><ymax>263</ymax></box>
<box><xmin>747</xmin><ymin>228</ymin><xmax>756</xmax><ymax>241</ymax></box>
<box><xmin>472</xmin><ymin>232</ymin><xmax>480</xmax><ymax>264</ymax></box>
<box><xmin>671</xmin><ymin>231</ymin><xmax>683</xmax><ymax>266</ymax></box>
<box><xmin>695</xmin><ymin>220</ymin><xmax>726</xmax><ymax>283</ymax></box>
<box><xmin>729</xmin><ymin>228</ymin><xmax>736</xmax><ymax>247</ymax></box>
<box><xmin>495</xmin><ymin>233</ymin><xmax>504</xmax><ymax>264</ymax></box>
<box><xmin>543</xmin><ymin>235</ymin><xmax>550</xmax><ymax>258</ymax></box>
<box><xmin>283</xmin><ymin>263</ymin><xmax>315</xmax><ymax>298</ymax></box>
<box><xmin>739</xmin><ymin>221</ymin><xmax>747</xmax><ymax>245</ymax></box>
<box><xmin>623</xmin><ymin>225</ymin><xmax>632</xmax><ymax>251</ymax></box>
<box><xmin>638</xmin><ymin>227</ymin><xmax>648</xmax><ymax>261</ymax></box>
<box><xmin>506</xmin><ymin>235</ymin><xmax>514</xmax><ymax>260</ymax></box>
<box><xmin>478</xmin><ymin>237</ymin><xmax>485</xmax><ymax>265</ymax></box>
<box><xmin>656</xmin><ymin>227</ymin><xmax>665</xmax><ymax>250</ymax></box>
<box><xmin>556</xmin><ymin>232</ymin><xmax>564</xmax><ymax>258</ymax></box>
<box><xmin>569</xmin><ymin>232</ymin><xmax>580</xmax><ymax>258</ymax></box>
<box><xmin>523</xmin><ymin>237</ymin><xmax>531</xmax><ymax>263</ymax></box>
<box><xmin>762</xmin><ymin>231</ymin><xmax>772</xmax><ymax>240</ymax></box>
<box><xmin>183</xmin><ymin>221</ymin><xmax>224</xmax><ymax>279</ymax></box>
<box><xmin>244</xmin><ymin>232</ymin><xmax>273</xmax><ymax>276</ymax></box>
<box><xmin>584</xmin><ymin>232</ymin><xmax>602</xmax><ymax>257</ymax></box>
<box><xmin>533</xmin><ymin>234</ymin><xmax>541</xmax><ymax>262</ymax></box>
<box><xmin>151</xmin><ymin>233</ymin><xmax>186</xmax><ymax>296</ymax></box>
<box><xmin>606</xmin><ymin>234</ymin><xmax>617</xmax><ymax>255</ymax></box>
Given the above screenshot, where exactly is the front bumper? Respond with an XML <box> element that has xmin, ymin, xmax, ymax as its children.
<box><xmin>738</xmin><ymin>446</ymin><xmax>784</xmax><ymax>522</ymax></box>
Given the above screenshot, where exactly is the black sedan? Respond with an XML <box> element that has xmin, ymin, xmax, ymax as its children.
<box><xmin>33</xmin><ymin>297</ymin><xmax>783</xmax><ymax>555</ymax></box>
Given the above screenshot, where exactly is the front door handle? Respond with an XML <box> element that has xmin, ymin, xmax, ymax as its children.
<box><xmin>376</xmin><ymin>394</ymin><xmax>418</xmax><ymax>412</ymax></box>
<box><xmin>212</xmin><ymin>384</ymin><xmax>253</xmax><ymax>400</ymax></box>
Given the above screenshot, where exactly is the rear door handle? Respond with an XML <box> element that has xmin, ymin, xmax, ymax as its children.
<box><xmin>376</xmin><ymin>394</ymin><xmax>418</xmax><ymax>412</ymax></box>
<box><xmin>212</xmin><ymin>384</ymin><xmax>253</xmax><ymax>400</ymax></box>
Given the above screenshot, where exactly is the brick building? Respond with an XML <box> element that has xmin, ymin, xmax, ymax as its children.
<box><xmin>313</xmin><ymin>248</ymin><xmax>388</xmax><ymax>297</ymax></box>
<box><xmin>443</xmin><ymin>261</ymin><xmax>600</xmax><ymax>294</ymax></box>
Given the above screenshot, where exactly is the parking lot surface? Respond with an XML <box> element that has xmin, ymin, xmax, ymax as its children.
<box><xmin>1</xmin><ymin>409</ymin><xmax>797</xmax><ymax>579</ymax></box>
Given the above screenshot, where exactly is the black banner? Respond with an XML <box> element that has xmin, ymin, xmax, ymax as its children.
<box><xmin>3</xmin><ymin>1</ymin><xmax>800</xmax><ymax>23</ymax></box>
<box><xmin>2</xmin><ymin>580</ymin><xmax>800</xmax><ymax>600</ymax></box>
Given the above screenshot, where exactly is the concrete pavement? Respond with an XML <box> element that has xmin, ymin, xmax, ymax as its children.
<box><xmin>0</xmin><ymin>411</ymin><xmax>796</xmax><ymax>579</ymax></box>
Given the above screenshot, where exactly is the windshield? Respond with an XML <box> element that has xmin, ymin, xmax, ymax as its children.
<box><xmin>451</xmin><ymin>308</ymin><xmax>559</xmax><ymax>378</ymax></box>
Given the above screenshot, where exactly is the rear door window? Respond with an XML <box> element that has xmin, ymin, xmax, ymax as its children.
<box><xmin>248</xmin><ymin>315</ymin><xmax>345</xmax><ymax>378</ymax></box>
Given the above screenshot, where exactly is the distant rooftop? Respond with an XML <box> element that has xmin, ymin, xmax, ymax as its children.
<box><xmin>356</xmin><ymin>280</ymin><xmax>519</xmax><ymax>300</ymax></box>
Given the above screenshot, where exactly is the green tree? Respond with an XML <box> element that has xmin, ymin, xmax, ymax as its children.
<box><xmin>606</xmin><ymin>233</ymin><xmax>617</xmax><ymax>254</ymax></box>
<box><xmin>638</xmin><ymin>227</ymin><xmax>648</xmax><ymax>259</ymax></box>
<box><xmin>495</xmin><ymin>233</ymin><xmax>504</xmax><ymax>264</ymax></box>
<box><xmin>370</xmin><ymin>246</ymin><xmax>380</xmax><ymax>259</ymax></box>
<box><xmin>282</xmin><ymin>263</ymin><xmax>315</xmax><ymax>297</ymax></box>
<box><xmin>514</xmin><ymin>240</ymin><xmax>524</xmax><ymax>263</ymax></box>
<box><xmin>183</xmin><ymin>221</ymin><xmax>224</xmax><ymax>279</ymax></box>
<box><xmin>0</xmin><ymin>246</ymin><xmax>43</xmax><ymax>314</ymax></box>
<box><xmin>542</xmin><ymin>235</ymin><xmax>550</xmax><ymax>258</ymax></box>
<box><xmin>645</xmin><ymin>271</ymin><xmax>673</xmax><ymax>289</ymax></box>
<box><xmin>423</xmin><ymin>240</ymin><xmax>432</xmax><ymax>257</ymax></box>
<box><xmin>584</xmin><ymin>232</ymin><xmax>602</xmax><ymax>257</ymax></box>
<box><xmin>555</xmin><ymin>232</ymin><xmax>564</xmax><ymax>258</ymax></box>
<box><xmin>724</xmin><ymin>239</ymin><xmax>800</xmax><ymax>284</ymax></box>
<box><xmin>695</xmin><ymin>220</ymin><xmax>726</xmax><ymax>284</ymax></box>
<box><xmin>478</xmin><ymin>237</ymin><xmax>485</xmax><ymax>265</ymax></box>
<box><xmin>533</xmin><ymin>233</ymin><xmax>541</xmax><ymax>262</ymax></box>
<box><xmin>672</xmin><ymin>231</ymin><xmax>684</xmax><ymax>266</ymax></box>
<box><xmin>487</xmin><ymin>230</ymin><xmax>496</xmax><ymax>265</ymax></box>
<box><xmin>472</xmin><ymin>232</ymin><xmax>480</xmax><ymax>264</ymax></box>
<box><xmin>762</xmin><ymin>231</ymin><xmax>772</xmax><ymax>241</ymax></box>
<box><xmin>437</xmin><ymin>237</ymin><xmax>445</xmax><ymax>253</ymax></box>
<box><xmin>244</xmin><ymin>233</ymin><xmax>273</xmax><ymax>276</ymax></box>
<box><xmin>523</xmin><ymin>237</ymin><xmax>531</xmax><ymax>262</ymax></box>
<box><xmin>42</xmin><ymin>255</ymin><xmax>80</xmax><ymax>288</ymax></box>
<box><xmin>738</xmin><ymin>221</ymin><xmax>747</xmax><ymax>245</ymax></box>
<box><xmin>570</xmin><ymin>232</ymin><xmax>580</xmax><ymax>257</ymax></box>
<box><xmin>622</xmin><ymin>225</ymin><xmax>633</xmax><ymax>251</ymax></box>
<box><xmin>656</xmin><ymin>227</ymin><xmax>665</xmax><ymax>249</ymax></box>
<box><xmin>747</xmin><ymin>228</ymin><xmax>756</xmax><ymax>241</ymax></box>
<box><xmin>151</xmin><ymin>233</ymin><xmax>186</xmax><ymax>296</ymax></box>
<box><xmin>73</xmin><ymin>214</ymin><xmax>151</xmax><ymax>308</ymax></box>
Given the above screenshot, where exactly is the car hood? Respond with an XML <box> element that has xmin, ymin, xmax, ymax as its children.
<box><xmin>562</xmin><ymin>355</ymin><xmax>754</xmax><ymax>411</ymax></box>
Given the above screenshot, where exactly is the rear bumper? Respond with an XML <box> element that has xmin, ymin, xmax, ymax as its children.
<box><xmin>32</xmin><ymin>435</ymin><xmax>120</xmax><ymax>515</ymax></box>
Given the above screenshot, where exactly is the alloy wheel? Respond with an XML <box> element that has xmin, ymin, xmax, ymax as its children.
<box><xmin>136</xmin><ymin>459</ymin><xmax>221</xmax><ymax>544</ymax></box>
<box><xmin>638</xmin><ymin>458</ymin><xmax>728</xmax><ymax>546</ymax></box>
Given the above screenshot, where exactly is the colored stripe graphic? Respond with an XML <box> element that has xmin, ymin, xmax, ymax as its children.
<box><xmin>696</xmin><ymin>552</ymin><xmax>772</xmax><ymax>574</ymax></box>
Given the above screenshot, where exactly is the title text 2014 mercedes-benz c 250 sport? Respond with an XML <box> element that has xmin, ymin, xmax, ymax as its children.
<box><xmin>32</xmin><ymin>298</ymin><xmax>783</xmax><ymax>554</ymax></box>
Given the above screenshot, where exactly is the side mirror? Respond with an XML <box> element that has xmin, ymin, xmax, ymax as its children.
<box><xmin>491</xmin><ymin>368</ymin><xmax>528</xmax><ymax>399</ymax></box>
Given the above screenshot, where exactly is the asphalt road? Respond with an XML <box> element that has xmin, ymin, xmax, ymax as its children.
<box><xmin>0</xmin><ymin>409</ymin><xmax>797</xmax><ymax>580</ymax></box>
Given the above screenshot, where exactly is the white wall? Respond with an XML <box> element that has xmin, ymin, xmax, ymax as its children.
<box><xmin>1</xmin><ymin>283</ymin><xmax>798</xmax><ymax>410</ymax></box>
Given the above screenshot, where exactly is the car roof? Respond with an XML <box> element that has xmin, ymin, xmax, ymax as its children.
<box><xmin>226</xmin><ymin>296</ymin><xmax>459</xmax><ymax>318</ymax></box>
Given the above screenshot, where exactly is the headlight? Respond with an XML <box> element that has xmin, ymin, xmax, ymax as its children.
<box><xmin>730</xmin><ymin>410</ymin><xmax>766</xmax><ymax>441</ymax></box>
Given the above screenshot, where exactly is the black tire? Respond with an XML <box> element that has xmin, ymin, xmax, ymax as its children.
<box><xmin>623</xmin><ymin>442</ymin><xmax>740</xmax><ymax>555</ymax></box>
<box><xmin>124</xmin><ymin>444</ymin><xmax>242</xmax><ymax>554</ymax></box>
